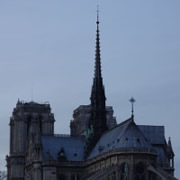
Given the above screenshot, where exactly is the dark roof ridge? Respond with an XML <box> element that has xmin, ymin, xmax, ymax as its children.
<box><xmin>125</xmin><ymin>120</ymin><xmax>151</xmax><ymax>142</ymax></box>
<box><xmin>138</xmin><ymin>124</ymin><xmax>164</xmax><ymax>127</ymax></box>
<box><xmin>100</xmin><ymin>117</ymin><xmax>132</xmax><ymax>136</ymax></box>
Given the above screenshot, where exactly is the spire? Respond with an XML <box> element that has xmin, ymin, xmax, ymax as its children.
<box><xmin>129</xmin><ymin>97</ymin><xmax>136</xmax><ymax>121</ymax></box>
<box><xmin>84</xmin><ymin>8</ymin><xmax>107</xmax><ymax>158</ymax></box>
<box><xmin>90</xmin><ymin>7</ymin><xmax>107</xmax><ymax>137</ymax></box>
<box><xmin>168</xmin><ymin>137</ymin><xmax>174</xmax><ymax>157</ymax></box>
<box><xmin>94</xmin><ymin>5</ymin><xmax>102</xmax><ymax>81</ymax></box>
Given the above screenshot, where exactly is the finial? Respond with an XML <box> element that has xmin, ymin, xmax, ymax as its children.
<box><xmin>96</xmin><ymin>4</ymin><xmax>100</xmax><ymax>25</ymax></box>
<box><xmin>129</xmin><ymin>97</ymin><xmax>136</xmax><ymax>120</ymax></box>
<box><xmin>168</xmin><ymin>136</ymin><xmax>174</xmax><ymax>157</ymax></box>
<box><xmin>168</xmin><ymin>137</ymin><xmax>171</xmax><ymax>145</ymax></box>
<box><xmin>17</xmin><ymin>98</ymin><xmax>20</xmax><ymax>105</ymax></box>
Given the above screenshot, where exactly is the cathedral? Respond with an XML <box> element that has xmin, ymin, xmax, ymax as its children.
<box><xmin>6</xmin><ymin>14</ymin><xmax>177</xmax><ymax>180</ymax></box>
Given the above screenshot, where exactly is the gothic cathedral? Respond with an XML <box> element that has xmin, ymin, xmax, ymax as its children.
<box><xmin>6</xmin><ymin>14</ymin><xmax>176</xmax><ymax>180</ymax></box>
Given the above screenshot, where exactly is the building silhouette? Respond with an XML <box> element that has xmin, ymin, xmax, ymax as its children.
<box><xmin>6</xmin><ymin>14</ymin><xmax>176</xmax><ymax>180</ymax></box>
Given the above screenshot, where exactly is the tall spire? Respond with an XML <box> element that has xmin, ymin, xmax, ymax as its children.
<box><xmin>94</xmin><ymin>5</ymin><xmax>102</xmax><ymax>81</ymax></box>
<box><xmin>84</xmin><ymin>8</ymin><xmax>107</xmax><ymax>158</ymax></box>
<box><xmin>90</xmin><ymin>7</ymin><xmax>107</xmax><ymax>137</ymax></box>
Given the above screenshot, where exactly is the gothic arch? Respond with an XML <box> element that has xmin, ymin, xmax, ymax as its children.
<box><xmin>134</xmin><ymin>162</ymin><xmax>146</xmax><ymax>180</ymax></box>
<box><xmin>38</xmin><ymin>114</ymin><xmax>43</xmax><ymax>133</ymax></box>
<box><xmin>120</xmin><ymin>162</ymin><xmax>129</xmax><ymax>180</ymax></box>
<box><xmin>27</xmin><ymin>115</ymin><xmax>32</xmax><ymax>137</ymax></box>
<box><xmin>70</xmin><ymin>174</ymin><xmax>80</xmax><ymax>180</ymax></box>
<box><xmin>58</xmin><ymin>174</ymin><xmax>66</xmax><ymax>180</ymax></box>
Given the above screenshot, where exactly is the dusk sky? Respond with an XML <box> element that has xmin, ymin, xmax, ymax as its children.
<box><xmin>0</xmin><ymin>0</ymin><xmax>180</xmax><ymax>178</ymax></box>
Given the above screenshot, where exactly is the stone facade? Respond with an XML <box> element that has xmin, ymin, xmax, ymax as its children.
<box><xmin>70</xmin><ymin>105</ymin><xmax>117</xmax><ymax>136</ymax></box>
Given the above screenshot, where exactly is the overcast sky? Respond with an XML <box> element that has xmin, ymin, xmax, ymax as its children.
<box><xmin>0</xmin><ymin>0</ymin><xmax>180</xmax><ymax>178</ymax></box>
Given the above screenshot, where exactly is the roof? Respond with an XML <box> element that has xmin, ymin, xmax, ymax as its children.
<box><xmin>138</xmin><ymin>126</ymin><xmax>167</xmax><ymax>162</ymax></box>
<box><xmin>153</xmin><ymin>146</ymin><xmax>167</xmax><ymax>162</ymax></box>
<box><xmin>138</xmin><ymin>125</ymin><xmax>165</xmax><ymax>144</ymax></box>
<box><xmin>42</xmin><ymin>135</ymin><xmax>85</xmax><ymax>161</ymax></box>
<box><xmin>89</xmin><ymin>118</ymin><xmax>152</xmax><ymax>159</ymax></box>
<box><xmin>28</xmin><ymin>101</ymin><xmax>39</xmax><ymax>104</ymax></box>
<box><xmin>41</xmin><ymin>121</ymin><xmax>167</xmax><ymax>162</ymax></box>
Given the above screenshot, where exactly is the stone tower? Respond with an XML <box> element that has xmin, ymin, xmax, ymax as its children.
<box><xmin>6</xmin><ymin>100</ymin><xmax>55</xmax><ymax>180</ymax></box>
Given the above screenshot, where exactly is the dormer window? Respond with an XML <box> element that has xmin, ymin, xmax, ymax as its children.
<box><xmin>60</xmin><ymin>152</ymin><xmax>64</xmax><ymax>156</ymax></box>
<box><xmin>98</xmin><ymin>145</ymin><xmax>104</xmax><ymax>152</ymax></box>
<box><xmin>57</xmin><ymin>147</ymin><xmax>67</xmax><ymax>161</ymax></box>
<box><xmin>137</xmin><ymin>138</ymin><xmax>140</xmax><ymax>143</ymax></box>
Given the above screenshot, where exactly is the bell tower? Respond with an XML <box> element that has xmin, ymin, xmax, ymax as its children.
<box><xmin>6</xmin><ymin>100</ymin><xmax>55</xmax><ymax>180</ymax></box>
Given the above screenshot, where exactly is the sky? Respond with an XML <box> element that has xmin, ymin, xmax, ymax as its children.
<box><xmin>0</xmin><ymin>0</ymin><xmax>180</xmax><ymax>178</ymax></box>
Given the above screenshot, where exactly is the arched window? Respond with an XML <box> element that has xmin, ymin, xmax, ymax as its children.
<box><xmin>111</xmin><ymin>171</ymin><xmax>116</xmax><ymax>180</ymax></box>
<box><xmin>57</xmin><ymin>147</ymin><xmax>67</xmax><ymax>161</ymax></box>
<box><xmin>120</xmin><ymin>162</ymin><xmax>129</xmax><ymax>180</ymax></box>
<box><xmin>135</xmin><ymin>162</ymin><xmax>146</xmax><ymax>180</ymax></box>
<box><xmin>27</xmin><ymin>115</ymin><xmax>32</xmax><ymax>137</ymax></box>
<box><xmin>70</xmin><ymin>174</ymin><xmax>80</xmax><ymax>180</ymax></box>
<box><xmin>149</xmin><ymin>171</ymin><xmax>157</xmax><ymax>180</ymax></box>
<box><xmin>58</xmin><ymin>174</ymin><xmax>66</xmax><ymax>180</ymax></box>
<box><xmin>39</xmin><ymin>115</ymin><xmax>43</xmax><ymax>134</ymax></box>
<box><xmin>107</xmin><ymin>175</ymin><xmax>110</xmax><ymax>180</ymax></box>
<box><xmin>70</xmin><ymin>175</ymin><xmax>76</xmax><ymax>180</ymax></box>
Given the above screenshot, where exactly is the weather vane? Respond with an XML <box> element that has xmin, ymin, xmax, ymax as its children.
<box><xmin>129</xmin><ymin>97</ymin><xmax>136</xmax><ymax>119</ymax></box>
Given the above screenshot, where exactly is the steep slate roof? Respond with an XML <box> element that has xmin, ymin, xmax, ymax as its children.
<box><xmin>153</xmin><ymin>146</ymin><xmax>167</xmax><ymax>162</ymax></box>
<box><xmin>138</xmin><ymin>125</ymin><xmax>167</xmax><ymax>162</ymax></box>
<box><xmin>42</xmin><ymin>135</ymin><xmax>85</xmax><ymax>161</ymax></box>
<box><xmin>138</xmin><ymin>125</ymin><xmax>165</xmax><ymax>144</ymax></box>
<box><xmin>41</xmin><ymin>121</ymin><xmax>167</xmax><ymax>162</ymax></box>
<box><xmin>89</xmin><ymin>118</ymin><xmax>152</xmax><ymax>159</ymax></box>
